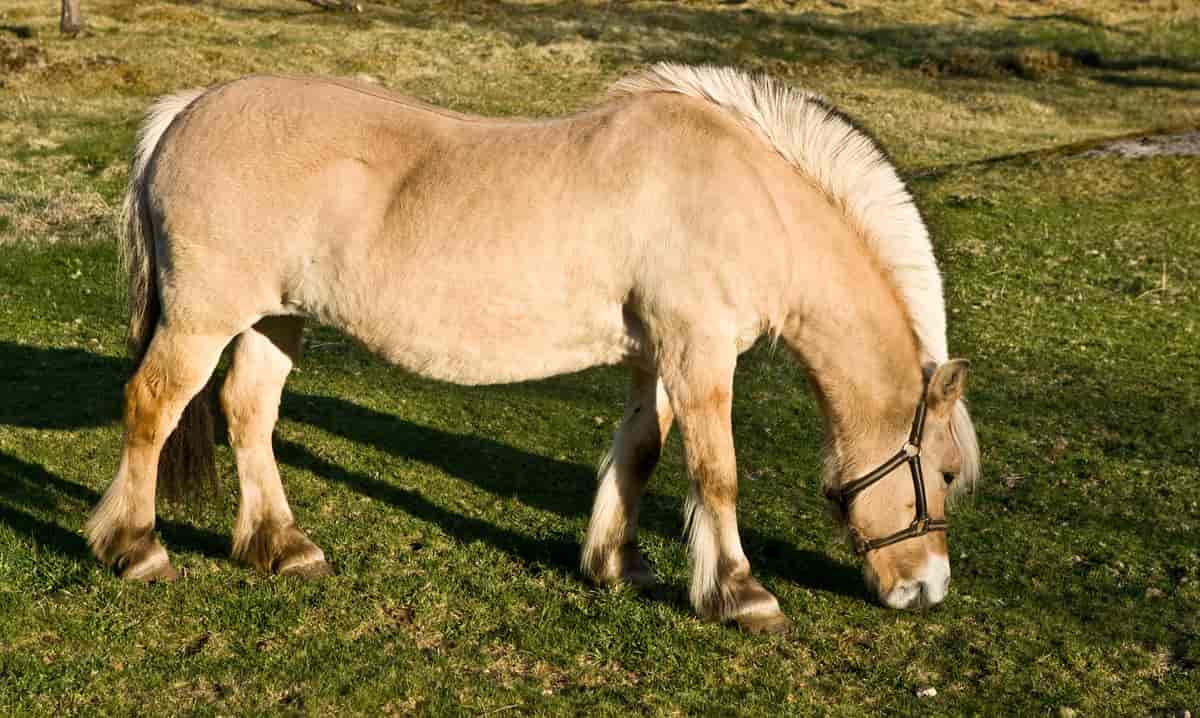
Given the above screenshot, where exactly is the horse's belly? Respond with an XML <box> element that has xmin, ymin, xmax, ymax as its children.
<box><xmin>299</xmin><ymin>268</ymin><xmax>642</xmax><ymax>385</ymax></box>
<box><xmin>390</xmin><ymin>309</ymin><xmax>639</xmax><ymax>385</ymax></box>
<box><xmin>369</xmin><ymin>311</ymin><xmax>639</xmax><ymax>385</ymax></box>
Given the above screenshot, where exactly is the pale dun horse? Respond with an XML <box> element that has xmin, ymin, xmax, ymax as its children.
<box><xmin>87</xmin><ymin>64</ymin><xmax>979</xmax><ymax>633</ymax></box>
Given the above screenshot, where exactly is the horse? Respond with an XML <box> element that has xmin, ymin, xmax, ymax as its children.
<box><xmin>86</xmin><ymin>63</ymin><xmax>979</xmax><ymax>633</ymax></box>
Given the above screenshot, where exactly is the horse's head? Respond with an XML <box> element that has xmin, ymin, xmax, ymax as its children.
<box><xmin>825</xmin><ymin>360</ymin><xmax>979</xmax><ymax>609</ymax></box>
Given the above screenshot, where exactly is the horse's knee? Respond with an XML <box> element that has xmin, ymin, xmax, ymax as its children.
<box><xmin>626</xmin><ymin>432</ymin><xmax>663</xmax><ymax>479</ymax></box>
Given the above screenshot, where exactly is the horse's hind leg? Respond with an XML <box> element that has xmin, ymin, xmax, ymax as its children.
<box><xmin>581</xmin><ymin>368</ymin><xmax>674</xmax><ymax>587</ymax></box>
<box><xmin>87</xmin><ymin>330</ymin><xmax>230</xmax><ymax>580</ymax></box>
<box><xmin>221</xmin><ymin>317</ymin><xmax>331</xmax><ymax>579</ymax></box>
<box><xmin>659</xmin><ymin>338</ymin><xmax>792</xmax><ymax>634</ymax></box>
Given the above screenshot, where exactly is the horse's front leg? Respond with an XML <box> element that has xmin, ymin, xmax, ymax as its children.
<box><xmin>662</xmin><ymin>342</ymin><xmax>792</xmax><ymax>634</ymax></box>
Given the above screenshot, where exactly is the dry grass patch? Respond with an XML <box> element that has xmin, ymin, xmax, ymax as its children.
<box><xmin>0</xmin><ymin>177</ymin><xmax>114</xmax><ymax>245</ymax></box>
<box><xmin>0</xmin><ymin>38</ymin><xmax>46</xmax><ymax>74</ymax></box>
<box><xmin>924</xmin><ymin>45</ymin><xmax>1076</xmax><ymax>80</ymax></box>
<box><xmin>0</xmin><ymin>0</ymin><xmax>1195</xmax><ymax>176</ymax></box>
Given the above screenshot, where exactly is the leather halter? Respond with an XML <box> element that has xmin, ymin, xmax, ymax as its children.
<box><xmin>826</xmin><ymin>384</ymin><xmax>946</xmax><ymax>555</ymax></box>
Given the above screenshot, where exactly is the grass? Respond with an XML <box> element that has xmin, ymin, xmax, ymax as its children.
<box><xmin>1</xmin><ymin>0</ymin><xmax>1199</xmax><ymax>714</ymax></box>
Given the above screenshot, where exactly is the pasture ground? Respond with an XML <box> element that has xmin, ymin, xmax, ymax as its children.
<box><xmin>1</xmin><ymin>1</ymin><xmax>1198</xmax><ymax>714</ymax></box>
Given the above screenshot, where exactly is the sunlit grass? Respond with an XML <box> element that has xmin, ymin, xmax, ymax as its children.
<box><xmin>1</xmin><ymin>1</ymin><xmax>1198</xmax><ymax>714</ymax></box>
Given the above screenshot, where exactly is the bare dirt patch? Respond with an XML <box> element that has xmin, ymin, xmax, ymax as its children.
<box><xmin>921</xmin><ymin>46</ymin><xmax>1076</xmax><ymax>81</ymax></box>
<box><xmin>0</xmin><ymin>38</ymin><xmax>46</xmax><ymax>74</ymax></box>
<box><xmin>1083</xmin><ymin>131</ymin><xmax>1200</xmax><ymax>158</ymax></box>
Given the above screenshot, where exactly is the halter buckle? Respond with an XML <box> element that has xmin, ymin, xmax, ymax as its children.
<box><xmin>903</xmin><ymin>442</ymin><xmax>920</xmax><ymax>458</ymax></box>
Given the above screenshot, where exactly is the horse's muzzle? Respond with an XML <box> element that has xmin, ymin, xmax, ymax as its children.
<box><xmin>867</xmin><ymin>554</ymin><xmax>951</xmax><ymax>610</ymax></box>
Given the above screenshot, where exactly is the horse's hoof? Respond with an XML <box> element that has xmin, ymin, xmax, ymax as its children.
<box><xmin>115</xmin><ymin>533</ymin><xmax>178</xmax><ymax>582</ymax></box>
<box><xmin>735</xmin><ymin>611</ymin><xmax>793</xmax><ymax>635</ymax></box>
<box><xmin>584</xmin><ymin>543</ymin><xmax>656</xmax><ymax>589</ymax></box>
<box><xmin>118</xmin><ymin>553</ymin><xmax>179</xmax><ymax>582</ymax></box>
<box><xmin>618</xmin><ymin>550</ymin><xmax>657</xmax><ymax>589</ymax></box>
<box><xmin>622</xmin><ymin>564</ymin><xmax>657</xmax><ymax>589</ymax></box>
<box><xmin>279</xmin><ymin>559</ymin><xmax>334</xmax><ymax>580</ymax></box>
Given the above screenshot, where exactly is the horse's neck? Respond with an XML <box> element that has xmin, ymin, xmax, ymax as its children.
<box><xmin>784</xmin><ymin>243</ymin><xmax>924</xmax><ymax>473</ymax></box>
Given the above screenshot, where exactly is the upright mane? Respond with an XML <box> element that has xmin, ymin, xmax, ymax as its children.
<box><xmin>609</xmin><ymin>63</ymin><xmax>979</xmax><ymax>490</ymax></box>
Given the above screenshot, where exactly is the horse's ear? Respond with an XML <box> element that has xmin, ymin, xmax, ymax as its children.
<box><xmin>927</xmin><ymin>359</ymin><xmax>969</xmax><ymax>416</ymax></box>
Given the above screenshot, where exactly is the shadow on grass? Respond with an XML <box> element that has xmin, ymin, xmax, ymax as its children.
<box><xmin>0</xmin><ymin>341</ymin><xmax>861</xmax><ymax>601</ymax></box>
<box><xmin>275</xmin><ymin>436</ymin><xmax>581</xmax><ymax>577</ymax></box>
<box><xmin>0</xmin><ymin>449</ymin><xmax>228</xmax><ymax>564</ymax></box>
<box><xmin>279</xmin><ymin>391</ymin><xmax>864</xmax><ymax>601</ymax></box>
<box><xmin>0</xmin><ymin>24</ymin><xmax>34</xmax><ymax>39</ymax></box>
<box><xmin>5</xmin><ymin>333</ymin><xmax>1198</xmax><ymax>621</ymax></box>
<box><xmin>276</xmin><ymin>433</ymin><xmax>864</xmax><ymax>611</ymax></box>
<box><xmin>1</xmin><ymin>328</ymin><xmax>1196</xmax><ymax>636</ymax></box>
<box><xmin>1095</xmin><ymin>73</ymin><xmax>1200</xmax><ymax>91</ymax></box>
<box><xmin>1004</xmin><ymin>11</ymin><xmax>1135</xmax><ymax>34</ymax></box>
<box><xmin>0</xmin><ymin>342</ymin><xmax>125</xmax><ymax>430</ymax></box>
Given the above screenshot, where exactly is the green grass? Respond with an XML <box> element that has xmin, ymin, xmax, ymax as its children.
<box><xmin>1</xmin><ymin>0</ymin><xmax>1199</xmax><ymax>715</ymax></box>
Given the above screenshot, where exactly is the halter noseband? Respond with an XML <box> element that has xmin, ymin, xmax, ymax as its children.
<box><xmin>826</xmin><ymin>386</ymin><xmax>946</xmax><ymax>555</ymax></box>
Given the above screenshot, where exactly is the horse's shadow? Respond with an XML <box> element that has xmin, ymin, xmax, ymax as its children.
<box><xmin>0</xmin><ymin>340</ymin><xmax>861</xmax><ymax>602</ymax></box>
<box><xmin>276</xmin><ymin>391</ymin><xmax>864</xmax><ymax>599</ymax></box>
<box><xmin>0</xmin><ymin>450</ymin><xmax>230</xmax><ymax>564</ymax></box>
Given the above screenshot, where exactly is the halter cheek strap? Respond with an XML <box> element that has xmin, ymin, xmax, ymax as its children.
<box><xmin>827</xmin><ymin>387</ymin><xmax>947</xmax><ymax>556</ymax></box>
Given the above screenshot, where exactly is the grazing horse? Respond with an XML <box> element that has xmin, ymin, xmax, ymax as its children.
<box><xmin>87</xmin><ymin>64</ymin><xmax>979</xmax><ymax>633</ymax></box>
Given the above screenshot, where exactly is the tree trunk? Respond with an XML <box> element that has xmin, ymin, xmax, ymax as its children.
<box><xmin>60</xmin><ymin>0</ymin><xmax>83</xmax><ymax>36</ymax></box>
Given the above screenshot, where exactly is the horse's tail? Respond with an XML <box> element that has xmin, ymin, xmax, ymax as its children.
<box><xmin>122</xmin><ymin>87</ymin><xmax>216</xmax><ymax>501</ymax></box>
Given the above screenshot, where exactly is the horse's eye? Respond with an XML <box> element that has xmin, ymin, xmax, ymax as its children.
<box><xmin>942</xmin><ymin>472</ymin><xmax>956</xmax><ymax>485</ymax></box>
